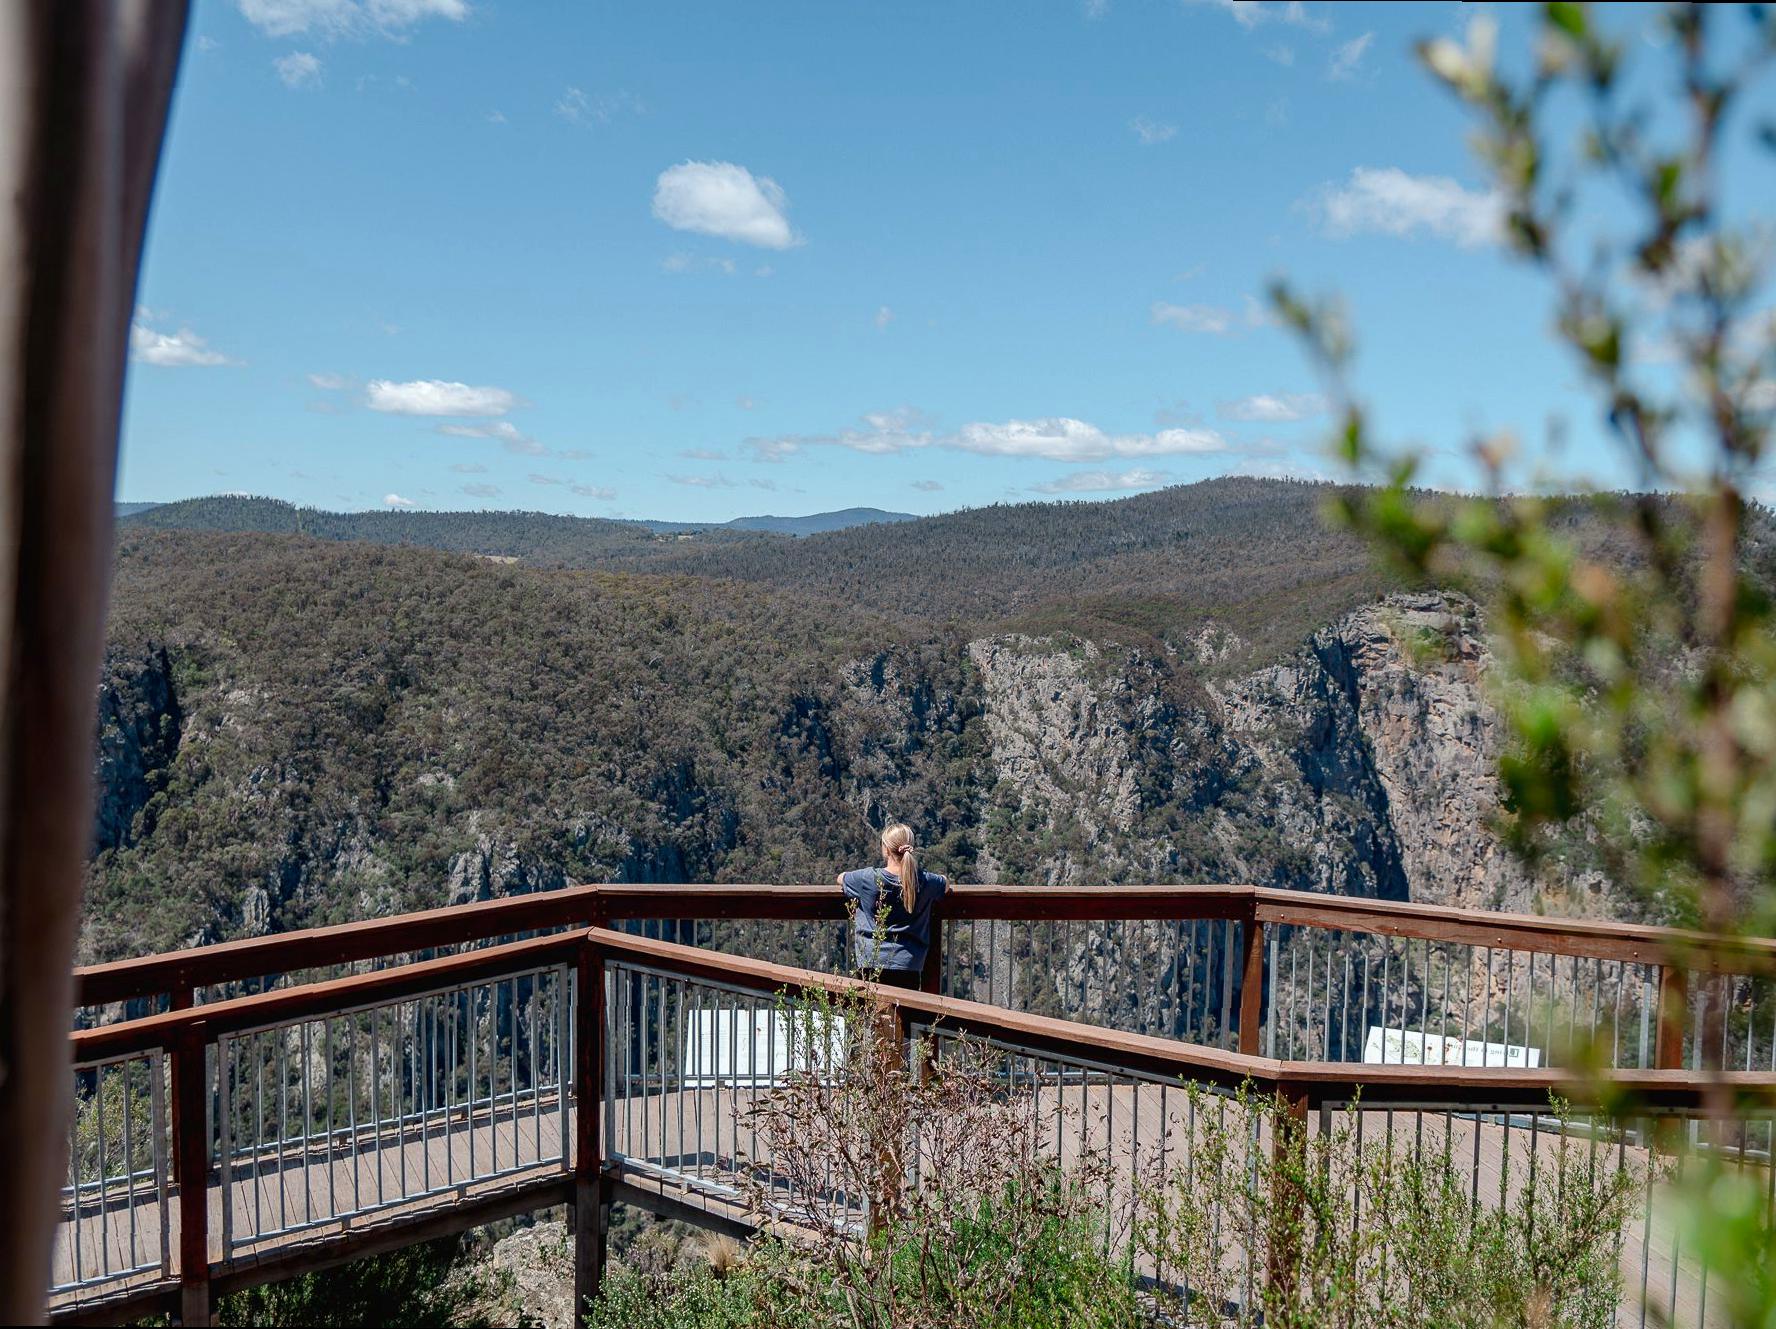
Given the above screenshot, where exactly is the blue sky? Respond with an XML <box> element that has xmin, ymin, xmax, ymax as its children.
<box><xmin>118</xmin><ymin>1</ymin><xmax>1770</xmax><ymax>521</ymax></box>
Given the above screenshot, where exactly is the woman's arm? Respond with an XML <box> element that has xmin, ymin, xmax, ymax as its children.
<box><xmin>834</xmin><ymin>873</ymin><xmax>846</xmax><ymax>887</ymax></box>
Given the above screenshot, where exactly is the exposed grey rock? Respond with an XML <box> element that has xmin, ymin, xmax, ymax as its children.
<box><xmin>92</xmin><ymin>644</ymin><xmax>181</xmax><ymax>853</ymax></box>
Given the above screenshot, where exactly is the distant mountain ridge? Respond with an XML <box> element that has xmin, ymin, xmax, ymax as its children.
<box><xmin>637</xmin><ymin>507</ymin><xmax>916</xmax><ymax>537</ymax></box>
<box><xmin>119</xmin><ymin>496</ymin><xmax>912</xmax><ymax>543</ymax></box>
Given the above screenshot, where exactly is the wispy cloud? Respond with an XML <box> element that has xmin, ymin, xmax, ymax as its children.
<box><xmin>680</xmin><ymin>447</ymin><xmax>728</xmax><ymax>461</ymax></box>
<box><xmin>571</xmin><ymin>482</ymin><xmax>616</xmax><ymax>499</ymax></box>
<box><xmin>652</xmin><ymin>161</ymin><xmax>801</xmax><ymax>250</ymax></box>
<box><xmin>1031</xmin><ymin>468</ymin><xmax>1171</xmax><ymax>494</ymax></box>
<box><xmin>237</xmin><ymin>0</ymin><xmax>467</xmax><ymax>39</ymax></box>
<box><xmin>460</xmin><ymin>482</ymin><xmax>500</xmax><ymax>498</ymax></box>
<box><xmin>668</xmin><ymin>473</ymin><xmax>736</xmax><ymax>488</ymax></box>
<box><xmin>436</xmin><ymin>421</ymin><xmax>544</xmax><ymax>455</ymax></box>
<box><xmin>449</xmin><ymin>462</ymin><xmax>488</xmax><ymax>474</ymax></box>
<box><xmin>1150</xmin><ymin>302</ymin><xmax>1233</xmax><ymax>335</ymax></box>
<box><xmin>130</xmin><ymin>320</ymin><xmax>236</xmax><ymax>367</ymax></box>
<box><xmin>1310</xmin><ymin>166</ymin><xmax>1503</xmax><ymax>248</ymax></box>
<box><xmin>1193</xmin><ymin>0</ymin><xmax>1328</xmax><ymax>32</ymax></box>
<box><xmin>308</xmin><ymin>371</ymin><xmax>351</xmax><ymax>391</ymax></box>
<box><xmin>383</xmin><ymin>492</ymin><xmax>416</xmax><ymax>508</ymax></box>
<box><xmin>661</xmin><ymin>252</ymin><xmax>737</xmax><ymax>276</ymax></box>
<box><xmin>366</xmin><ymin>379</ymin><xmax>517</xmax><ymax>417</ymax></box>
<box><xmin>555</xmin><ymin>87</ymin><xmax>643</xmax><ymax>126</ymax></box>
<box><xmin>1217</xmin><ymin>392</ymin><xmax>1328</xmax><ymax>422</ymax></box>
<box><xmin>1328</xmin><ymin>31</ymin><xmax>1373</xmax><ymax>81</ymax></box>
<box><xmin>1150</xmin><ymin>297</ymin><xmax>1273</xmax><ymax>336</ymax></box>
<box><xmin>1130</xmin><ymin>115</ymin><xmax>1177</xmax><ymax>145</ymax></box>
<box><xmin>743</xmin><ymin>408</ymin><xmax>1231</xmax><ymax>465</ymax></box>
<box><xmin>911</xmin><ymin>479</ymin><xmax>943</xmax><ymax>492</ymax></box>
<box><xmin>274</xmin><ymin>51</ymin><xmax>322</xmax><ymax>88</ymax></box>
<box><xmin>874</xmin><ymin>305</ymin><xmax>894</xmax><ymax>331</ymax></box>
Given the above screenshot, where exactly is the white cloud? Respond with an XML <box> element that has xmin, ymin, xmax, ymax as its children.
<box><xmin>383</xmin><ymin>492</ymin><xmax>415</xmax><ymax>508</ymax></box>
<box><xmin>366</xmin><ymin>379</ymin><xmax>516</xmax><ymax>417</ymax></box>
<box><xmin>735</xmin><ymin>395</ymin><xmax>757</xmax><ymax>410</ymax></box>
<box><xmin>652</xmin><ymin>161</ymin><xmax>800</xmax><ymax>250</ymax></box>
<box><xmin>437</xmin><ymin>420</ymin><xmax>545</xmax><ymax>455</ymax></box>
<box><xmin>197</xmin><ymin>35</ymin><xmax>221</xmax><ymax>51</ymax></box>
<box><xmin>1217</xmin><ymin>392</ymin><xmax>1328</xmax><ymax>422</ymax></box>
<box><xmin>130</xmin><ymin>320</ymin><xmax>235</xmax><ymax>367</ymax></box>
<box><xmin>955</xmin><ymin>419</ymin><xmax>1227</xmax><ymax>462</ymax></box>
<box><xmin>1227</xmin><ymin>456</ymin><xmax>1335</xmax><ymax>482</ymax></box>
<box><xmin>743</xmin><ymin>408</ymin><xmax>1229</xmax><ymax>465</ymax></box>
<box><xmin>461</xmin><ymin>482</ymin><xmax>500</xmax><ymax>498</ymax></box>
<box><xmin>1328</xmin><ymin>32</ymin><xmax>1373</xmax><ymax>81</ymax></box>
<box><xmin>308</xmin><ymin>371</ymin><xmax>350</xmax><ymax>390</ymax></box>
<box><xmin>274</xmin><ymin>51</ymin><xmax>321</xmax><ymax>87</ymax></box>
<box><xmin>1032</xmin><ymin>468</ymin><xmax>1172</xmax><ymax>494</ymax></box>
<box><xmin>1083</xmin><ymin>0</ymin><xmax>1109</xmax><ymax>17</ymax></box>
<box><xmin>237</xmin><ymin>0</ymin><xmax>465</xmax><ymax>38</ymax></box>
<box><xmin>911</xmin><ymin>479</ymin><xmax>943</xmax><ymax>492</ymax></box>
<box><xmin>874</xmin><ymin>305</ymin><xmax>894</xmax><ymax>331</ymax></box>
<box><xmin>571</xmin><ymin>482</ymin><xmax>616</xmax><ymax>499</ymax></box>
<box><xmin>555</xmin><ymin>87</ymin><xmax>642</xmax><ymax>126</ymax></box>
<box><xmin>1312</xmin><ymin>166</ymin><xmax>1503</xmax><ymax>248</ymax></box>
<box><xmin>1195</xmin><ymin>0</ymin><xmax>1327</xmax><ymax>32</ymax></box>
<box><xmin>668</xmin><ymin>473</ymin><xmax>735</xmax><ymax>488</ymax></box>
<box><xmin>1264</xmin><ymin>44</ymin><xmax>1294</xmax><ymax>66</ymax></box>
<box><xmin>1150</xmin><ymin>302</ymin><xmax>1233</xmax><ymax>334</ymax></box>
<box><xmin>1130</xmin><ymin>115</ymin><xmax>1177</xmax><ymax>146</ymax></box>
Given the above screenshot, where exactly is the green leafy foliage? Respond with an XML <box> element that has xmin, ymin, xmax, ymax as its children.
<box><xmin>1269</xmin><ymin>4</ymin><xmax>1776</xmax><ymax>1322</ymax></box>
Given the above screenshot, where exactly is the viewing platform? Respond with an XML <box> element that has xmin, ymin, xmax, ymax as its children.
<box><xmin>52</xmin><ymin>884</ymin><xmax>1776</xmax><ymax>1327</ymax></box>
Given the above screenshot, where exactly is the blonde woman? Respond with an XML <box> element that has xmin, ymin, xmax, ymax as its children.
<box><xmin>835</xmin><ymin>822</ymin><xmax>947</xmax><ymax>988</ymax></box>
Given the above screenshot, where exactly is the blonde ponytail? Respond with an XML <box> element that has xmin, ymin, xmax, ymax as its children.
<box><xmin>882</xmin><ymin>822</ymin><xmax>918</xmax><ymax>912</ymax></box>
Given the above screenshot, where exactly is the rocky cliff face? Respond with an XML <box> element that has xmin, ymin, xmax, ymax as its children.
<box><xmin>92</xmin><ymin>645</ymin><xmax>181</xmax><ymax>854</ymax></box>
<box><xmin>84</xmin><ymin>590</ymin><xmax>1613</xmax><ymax>960</ymax></box>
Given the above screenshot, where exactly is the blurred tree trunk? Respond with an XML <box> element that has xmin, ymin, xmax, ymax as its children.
<box><xmin>0</xmin><ymin>3</ymin><xmax>185</xmax><ymax>1319</ymax></box>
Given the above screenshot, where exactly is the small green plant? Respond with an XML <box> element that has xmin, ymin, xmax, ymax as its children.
<box><xmin>1135</xmin><ymin>1086</ymin><xmax>1654</xmax><ymax>1329</ymax></box>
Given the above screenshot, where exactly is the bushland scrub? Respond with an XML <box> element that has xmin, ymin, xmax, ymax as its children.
<box><xmin>583</xmin><ymin>989</ymin><xmax>1653</xmax><ymax>1329</ymax></box>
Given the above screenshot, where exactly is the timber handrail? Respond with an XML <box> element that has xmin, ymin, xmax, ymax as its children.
<box><xmin>68</xmin><ymin>923</ymin><xmax>1776</xmax><ymax>1113</ymax></box>
<box><xmin>75</xmin><ymin>882</ymin><xmax>1776</xmax><ymax>1013</ymax></box>
<box><xmin>55</xmin><ymin>915</ymin><xmax>1776</xmax><ymax>1327</ymax></box>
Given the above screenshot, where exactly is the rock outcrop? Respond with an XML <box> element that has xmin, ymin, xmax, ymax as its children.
<box><xmin>84</xmin><ymin>590</ymin><xmax>1620</xmax><ymax>961</ymax></box>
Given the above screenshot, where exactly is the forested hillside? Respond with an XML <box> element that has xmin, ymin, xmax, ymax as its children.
<box><xmin>92</xmin><ymin>478</ymin><xmax>1748</xmax><ymax>965</ymax></box>
<box><xmin>121</xmin><ymin>478</ymin><xmax>1402</xmax><ymax>663</ymax></box>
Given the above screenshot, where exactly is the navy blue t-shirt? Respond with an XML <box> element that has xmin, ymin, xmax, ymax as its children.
<box><xmin>840</xmin><ymin>866</ymin><xmax>947</xmax><ymax>973</ymax></box>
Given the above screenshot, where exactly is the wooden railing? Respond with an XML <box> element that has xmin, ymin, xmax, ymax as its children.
<box><xmin>53</xmin><ymin>883</ymin><xmax>1776</xmax><ymax>1326</ymax></box>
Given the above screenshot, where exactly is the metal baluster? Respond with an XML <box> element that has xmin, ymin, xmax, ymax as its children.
<box><xmin>97</xmin><ymin>1063</ymin><xmax>109</xmax><ymax>1273</ymax></box>
<box><xmin>302</xmin><ymin>1021</ymin><xmax>314</xmax><ymax>1225</ymax></box>
<box><xmin>1220</xmin><ymin>919</ymin><xmax>1236</xmax><ymax>1051</ymax></box>
<box><xmin>124</xmin><ymin>1060</ymin><xmax>138</xmax><ymax>1271</ymax></box>
<box><xmin>489</xmin><ymin>984</ymin><xmax>498</xmax><ymax>1178</ymax></box>
<box><xmin>258</xmin><ymin>1030</ymin><xmax>268</xmax><ymax>1238</ymax></box>
<box><xmin>1266</xmin><ymin>926</ymin><xmax>1279</xmax><ymax>1057</ymax></box>
<box><xmin>153</xmin><ymin>1050</ymin><xmax>169</xmax><ymax>1278</ymax></box>
<box><xmin>465</xmin><ymin>992</ymin><xmax>476</xmax><ymax>1183</ymax></box>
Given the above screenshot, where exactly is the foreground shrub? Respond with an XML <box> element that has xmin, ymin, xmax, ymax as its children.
<box><xmin>584</xmin><ymin>990</ymin><xmax>1656</xmax><ymax>1328</ymax></box>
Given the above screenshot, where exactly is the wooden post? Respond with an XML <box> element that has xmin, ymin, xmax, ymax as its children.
<box><xmin>1655</xmin><ymin>963</ymin><xmax>1688</xmax><ymax>1071</ymax></box>
<box><xmin>172</xmin><ymin>1026</ymin><xmax>210</xmax><ymax>1327</ymax></box>
<box><xmin>1654</xmin><ymin>963</ymin><xmax>1689</xmax><ymax>1153</ymax></box>
<box><xmin>868</xmin><ymin>990</ymin><xmax>905</xmax><ymax>1238</ymax></box>
<box><xmin>912</xmin><ymin>918</ymin><xmax>942</xmax><ymax>1085</ymax></box>
<box><xmin>1237</xmin><ymin>915</ymin><xmax>1266</xmax><ymax>1056</ymax></box>
<box><xmin>572</xmin><ymin>944</ymin><xmax>607</xmax><ymax>1315</ymax></box>
<box><xmin>1266</xmin><ymin>1084</ymin><xmax>1310</xmax><ymax>1317</ymax></box>
<box><xmin>918</xmin><ymin>916</ymin><xmax>943</xmax><ymax>995</ymax></box>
